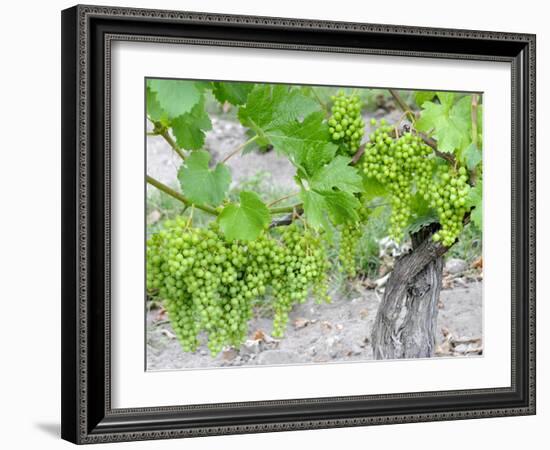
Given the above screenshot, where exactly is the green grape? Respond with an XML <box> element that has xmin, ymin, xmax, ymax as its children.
<box><xmin>362</xmin><ymin>124</ymin><xmax>470</xmax><ymax>246</ymax></box>
<box><xmin>270</xmin><ymin>224</ymin><xmax>330</xmax><ymax>337</ymax></box>
<box><xmin>426</xmin><ymin>165</ymin><xmax>470</xmax><ymax>247</ymax></box>
<box><xmin>337</xmin><ymin>202</ymin><xmax>370</xmax><ymax>278</ymax></box>
<box><xmin>328</xmin><ymin>91</ymin><xmax>365</xmax><ymax>155</ymax></box>
<box><xmin>147</xmin><ymin>219</ymin><xmax>331</xmax><ymax>354</ymax></box>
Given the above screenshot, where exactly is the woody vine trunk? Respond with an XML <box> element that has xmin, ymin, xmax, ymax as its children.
<box><xmin>371</xmin><ymin>225</ymin><xmax>449</xmax><ymax>359</ymax></box>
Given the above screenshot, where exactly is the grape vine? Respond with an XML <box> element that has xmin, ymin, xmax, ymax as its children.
<box><xmin>145</xmin><ymin>81</ymin><xmax>483</xmax><ymax>356</ymax></box>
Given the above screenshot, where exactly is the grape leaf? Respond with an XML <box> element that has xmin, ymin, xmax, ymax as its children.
<box><xmin>298</xmin><ymin>155</ymin><xmax>362</xmax><ymax>229</ymax></box>
<box><xmin>405</xmin><ymin>212</ymin><xmax>439</xmax><ymax>235</ymax></box>
<box><xmin>177</xmin><ymin>150</ymin><xmax>231</xmax><ymax>206</ymax></box>
<box><xmin>299</xmin><ymin>190</ymin><xmax>331</xmax><ymax>231</ymax></box>
<box><xmin>300</xmin><ymin>189</ymin><xmax>359</xmax><ymax>229</ymax></box>
<box><xmin>416</xmin><ymin>95</ymin><xmax>471</xmax><ymax>153</ymax></box>
<box><xmin>211</xmin><ymin>82</ymin><xmax>254</xmax><ymax>106</ymax></box>
<box><xmin>462</xmin><ymin>143</ymin><xmax>482</xmax><ymax>170</ymax></box>
<box><xmin>309</xmin><ymin>156</ymin><xmax>362</xmax><ymax>194</ymax></box>
<box><xmin>238</xmin><ymin>85</ymin><xmax>318</xmax><ymax>145</ymax></box>
<box><xmin>414</xmin><ymin>91</ymin><xmax>436</xmax><ymax>108</ymax></box>
<box><xmin>361</xmin><ymin>176</ymin><xmax>387</xmax><ymax>200</ymax></box>
<box><xmin>465</xmin><ymin>182</ymin><xmax>482</xmax><ymax>229</ymax></box>
<box><xmin>436</xmin><ymin>91</ymin><xmax>455</xmax><ymax>109</ymax></box>
<box><xmin>171</xmin><ymin>98</ymin><xmax>212</xmax><ymax>150</ymax></box>
<box><xmin>148</xmin><ymin>79</ymin><xmax>203</xmax><ymax>119</ymax></box>
<box><xmin>146</xmin><ymin>87</ymin><xmax>167</xmax><ymax>123</ymax></box>
<box><xmin>406</xmin><ymin>193</ymin><xmax>438</xmax><ymax>235</ymax></box>
<box><xmin>268</xmin><ymin>112</ymin><xmax>338</xmax><ymax>176</ymax></box>
<box><xmin>323</xmin><ymin>191</ymin><xmax>360</xmax><ymax>224</ymax></box>
<box><xmin>218</xmin><ymin>191</ymin><xmax>270</xmax><ymax>241</ymax></box>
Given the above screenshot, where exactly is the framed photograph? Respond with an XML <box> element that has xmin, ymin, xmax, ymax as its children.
<box><xmin>61</xmin><ymin>4</ymin><xmax>536</xmax><ymax>444</ymax></box>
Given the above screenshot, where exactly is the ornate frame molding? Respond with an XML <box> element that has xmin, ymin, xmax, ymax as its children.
<box><xmin>61</xmin><ymin>5</ymin><xmax>536</xmax><ymax>444</ymax></box>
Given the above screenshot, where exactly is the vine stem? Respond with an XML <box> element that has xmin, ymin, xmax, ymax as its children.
<box><xmin>388</xmin><ymin>89</ymin><xmax>416</xmax><ymax>123</ymax></box>
<box><xmin>386</xmin><ymin>91</ymin><xmax>457</xmax><ymax>166</ymax></box>
<box><xmin>222</xmin><ymin>136</ymin><xmax>258</xmax><ymax>163</ymax></box>
<box><xmin>471</xmin><ymin>94</ymin><xmax>479</xmax><ymax>147</ymax></box>
<box><xmin>267</xmin><ymin>192</ymin><xmax>298</xmax><ymax>207</ymax></box>
<box><xmin>147</xmin><ymin>174</ymin><xmax>303</xmax><ymax>219</ymax></box>
<box><xmin>269</xmin><ymin>203</ymin><xmax>303</xmax><ymax>215</ymax></box>
<box><xmin>161</xmin><ymin>130</ymin><xmax>186</xmax><ymax>161</ymax></box>
<box><xmin>469</xmin><ymin>94</ymin><xmax>480</xmax><ymax>184</ymax></box>
<box><xmin>147</xmin><ymin>117</ymin><xmax>186</xmax><ymax>161</ymax></box>
<box><xmin>146</xmin><ymin>175</ymin><xmax>219</xmax><ymax>216</ymax></box>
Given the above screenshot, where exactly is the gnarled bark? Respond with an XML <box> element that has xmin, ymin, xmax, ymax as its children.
<box><xmin>371</xmin><ymin>226</ymin><xmax>448</xmax><ymax>359</ymax></box>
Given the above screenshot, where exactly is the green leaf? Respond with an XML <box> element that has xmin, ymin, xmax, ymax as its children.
<box><xmin>148</xmin><ymin>79</ymin><xmax>203</xmax><ymax>119</ymax></box>
<box><xmin>416</xmin><ymin>95</ymin><xmax>472</xmax><ymax>153</ymax></box>
<box><xmin>309</xmin><ymin>156</ymin><xmax>362</xmax><ymax>194</ymax></box>
<box><xmin>300</xmin><ymin>188</ymin><xmax>360</xmax><ymax>230</ymax></box>
<box><xmin>465</xmin><ymin>182</ymin><xmax>482</xmax><ymax>229</ymax></box>
<box><xmin>299</xmin><ymin>189</ymin><xmax>331</xmax><ymax>230</ymax></box>
<box><xmin>361</xmin><ymin>176</ymin><xmax>387</xmax><ymax>200</ymax></box>
<box><xmin>436</xmin><ymin>91</ymin><xmax>455</xmax><ymax>109</ymax></box>
<box><xmin>462</xmin><ymin>143</ymin><xmax>482</xmax><ymax>170</ymax></box>
<box><xmin>211</xmin><ymin>82</ymin><xmax>254</xmax><ymax>106</ymax></box>
<box><xmin>268</xmin><ymin>112</ymin><xmax>338</xmax><ymax>176</ymax></box>
<box><xmin>323</xmin><ymin>191</ymin><xmax>360</xmax><ymax>224</ymax></box>
<box><xmin>298</xmin><ymin>155</ymin><xmax>362</xmax><ymax>230</ymax></box>
<box><xmin>238</xmin><ymin>85</ymin><xmax>319</xmax><ymax>144</ymax></box>
<box><xmin>171</xmin><ymin>98</ymin><xmax>212</xmax><ymax>150</ymax></box>
<box><xmin>177</xmin><ymin>150</ymin><xmax>231</xmax><ymax>206</ymax></box>
<box><xmin>414</xmin><ymin>91</ymin><xmax>436</xmax><ymax>108</ymax></box>
<box><xmin>146</xmin><ymin>87</ymin><xmax>167</xmax><ymax>123</ymax></box>
<box><xmin>405</xmin><ymin>212</ymin><xmax>439</xmax><ymax>235</ymax></box>
<box><xmin>218</xmin><ymin>191</ymin><xmax>270</xmax><ymax>241</ymax></box>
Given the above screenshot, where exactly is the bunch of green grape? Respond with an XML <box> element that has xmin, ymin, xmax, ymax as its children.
<box><xmin>338</xmin><ymin>202</ymin><xmax>370</xmax><ymax>278</ymax></box>
<box><xmin>147</xmin><ymin>219</ymin><xmax>330</xmax><ymax>355</ymax></box>
<box><xmin>428</xmin><ymin>166</ymin><xmax>470</xmax><ymax>247</ymax></box>
<box><xmin>328</xmin><ymin>91</ymin><xmax>365</xmax><ymax>155</ymax></box>
<box><xmin>362</xmin><ymin>121</ymin><xmax>470</xmax><ymax>246</ymax></box>
<box><xmin>363</xmin><ymin>123</ymin><xmax>433</xmax><ymax>241</ymax></box>
<box><xmin>270</xmin><ymin>224</ymin><xmax>330</xmax><ymax>337</ymax></box>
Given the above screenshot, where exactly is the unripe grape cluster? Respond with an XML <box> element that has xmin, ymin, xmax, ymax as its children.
<box><xmin>428</xmin><ymin>166</ymin><xmax>470</xmax><ymax>247</ymax></box>
<box><xmin>362</xmin><ymin>121</ymin><xmax>470</xmax><ymax>246</ymax></box>
<box><xmin>338</xmin><ymin>203</ymin><xmax>370</xmax><ymax>278</ymax></box>
<box><xmin>147</xmin><ymin>219</ymin><xmax>330</xmax><ymax>355</ymax></box>
<box><xmin>270</xmin><ymin>224</ymin><xmax>330</xmax><ymax>337</ymax></box>
<box><xmin>328</xmin><ymin>91</ymin><xmax>365</xmax><ymax>155</ymax></box>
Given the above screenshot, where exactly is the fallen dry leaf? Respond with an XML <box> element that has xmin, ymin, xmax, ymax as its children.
<box><xmin>155</xmin><ymin>307</ymin><xmax>167</xmax><ymax>321</ymax></box>
<box><xmin>472</xmin><ymin>256</ymin><xmax>483</xmax><ymax>269</ymax></box>
<box><xmin>293</xmin><ymin>318</ymin><xmax>310</xmax><ymax>330</ymax></box>
<box><xmin>251</xmin><ymin>329</ymin><xmax>265</xmax><ymax>341</ymax></box>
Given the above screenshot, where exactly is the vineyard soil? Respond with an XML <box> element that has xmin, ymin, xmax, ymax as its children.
<box><xmin>146</xmin><ymin>282</ymin><xmax>482</xmax><ymax>370</ymax></box>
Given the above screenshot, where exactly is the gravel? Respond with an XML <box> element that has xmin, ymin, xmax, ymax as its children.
<box><xmin>146</xmin><ymin>282</ymin><xmax>483</xmax><ymax>371</ymax></box>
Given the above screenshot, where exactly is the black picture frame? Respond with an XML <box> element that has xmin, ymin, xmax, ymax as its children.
<box><xmin>61</xmin><ymin>4</ymin><xmax>536</xmax><ymax>444</ymax></box>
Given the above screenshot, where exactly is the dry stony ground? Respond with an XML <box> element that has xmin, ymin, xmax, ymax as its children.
<box><xmin>146</xmin><ymin>282</ymin><xmax>483</xmax><ymax>370</ymax></box>
<box><xmin>146</xmin><ymin>112</ymin><xmax>483</xmax><ymax>371</ymax></box>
